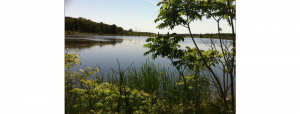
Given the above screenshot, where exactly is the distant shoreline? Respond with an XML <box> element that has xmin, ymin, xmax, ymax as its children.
<box><xmin>65</xmin><ymin>32</ymin><xmax>233</xmax><ymax>40</ymax></box>
<box><xmin>65</xmin><ymin>32</ymin><xmax>151</xmax><ymax>36</ymax></box>
<box><xmin>183</xmin><ymin>35</ymin><xmax>233</xmax><ymax>40</ymax></box>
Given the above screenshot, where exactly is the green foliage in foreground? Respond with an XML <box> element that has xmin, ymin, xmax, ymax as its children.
<box><xmin>65</xmin><ymin>49</ymin><xmax>234</xmax><ymax>114</ymax></box>
<box><xmin>152</xmin><ymin>0</ymin><xmax>236</xmax><ymax>112</ymax></box>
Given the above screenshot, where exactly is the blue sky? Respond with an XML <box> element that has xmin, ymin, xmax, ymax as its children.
<box><xmin>65</xmin><ymin>0</ymin><xmax>235</xmax><ymax>34</ymax></box>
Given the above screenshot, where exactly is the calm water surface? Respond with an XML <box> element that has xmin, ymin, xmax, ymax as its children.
<box><xmin>65</xmin><ymin>35</ymin><xmax>234</xmax><ymax>86</ymax></box>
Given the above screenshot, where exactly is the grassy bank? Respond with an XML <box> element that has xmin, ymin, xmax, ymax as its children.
<box><xmin>65</xmin><ymin>50</ymin><xmax>234</xmax><ymax>114</ymax></box>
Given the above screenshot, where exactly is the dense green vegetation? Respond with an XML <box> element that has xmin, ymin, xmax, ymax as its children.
<box><xmin>149</xmin><ymin>0</ymin><xmax>236</xmax><ymax>113</ymax></box>
<box><xmin>65</xmin><ymin>0</ymin><xmax>235</xmax><ymax>113</ymax></box>
<box><xmin>65</xmin><ymin>49</ymin><xmax>234</xmax><ymax>114</ymax></box>
<box><xmin>65</xmin><ymin>16</ymin><xmax>154</xmax><ymax>36</ymax></box>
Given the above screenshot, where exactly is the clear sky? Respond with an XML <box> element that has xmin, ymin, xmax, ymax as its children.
<box><xmin>65</xmin><ymin>0</ymin><xmax>235</xmax><ymax>34</ymax></box>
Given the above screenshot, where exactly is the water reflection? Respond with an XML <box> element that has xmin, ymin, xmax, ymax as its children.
<box><xmin>64</xmin><ymin>35</ymin><xmax>234</xmax><ymax>87</ymax></box>
<box><xmin>65</xmin><ymin>35</ymin><xmax>124</xmax><ymax>49</ymax></box>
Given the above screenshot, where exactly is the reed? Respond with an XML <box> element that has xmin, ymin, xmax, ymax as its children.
<box><xmin>106</xmin><ymin>59</ymin><xmax>212</xmax><ymax>108</ymax></box>
<box><xmin>65</xmin><ymin>51</ymin><xmax>231</xmax><ymax>113</ymax></box>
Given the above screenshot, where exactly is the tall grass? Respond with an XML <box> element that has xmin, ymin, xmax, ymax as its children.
<box><xmin>66</xmin><ymin>53</ymin><xmax>231</xmax><ymax>113</ymax></box>
<box><xmin>105</xmin><ymin>59</ymin><xmax>216</xmax><ymax>112</ymax></box>
<box><xmin>107</xmin><ymin>59</ymin><xmax>177</xmax><ymax>95</ymax></box>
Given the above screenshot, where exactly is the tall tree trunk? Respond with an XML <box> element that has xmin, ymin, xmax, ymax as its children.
<box><xmin>226</xmin><ymin>0</ymin><xmax>235</xmax><ymax>113</ymax></box>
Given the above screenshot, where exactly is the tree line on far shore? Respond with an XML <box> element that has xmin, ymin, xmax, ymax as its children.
<box><xmin>173</xmin><ymin>33</ymin><xmax>235</xmax><ymax>38</ymax></box>
<box><xmin>65</xmin><ymin>16</ymin><xmax>154</xmax><ymax>36</ymax></box>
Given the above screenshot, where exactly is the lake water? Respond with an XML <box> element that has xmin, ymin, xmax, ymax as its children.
<box><xmin>65</xmin><ymin>35</ymin><xmax>235</xmax><ymax>88</ymax></box>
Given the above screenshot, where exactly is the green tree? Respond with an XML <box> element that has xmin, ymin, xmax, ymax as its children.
<box><xmin>199</xmin><ymin>34</ymin><xmax>203</xmax><ymax>38</ymax></box>
<box><xmin>112</xmin><ymin>24</ymin><xmax>118</xmax><ymax>34</ymax></box>
<box><xmin>128</xmin><ymin>28</ymin><xmax>133</xmax><ymax>32</ymax></box>
<box><xmin>97</xmin><ymin>26</ymin><xmax>101</xmax><ymax>33</ymax></box>
<box><xmin>145</xmin><ymin>0</ymin><xmax>236</xmax><ymax>113</ymax></box>
<box><xmin>117</xmin><ymin>27</ymin><xmax>124</xmax><ymax>34</ymax></box>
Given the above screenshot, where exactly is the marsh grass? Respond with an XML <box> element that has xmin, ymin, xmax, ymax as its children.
<box><xmin>65</xmin><ymin>51</ymin><xmax>233</xmax><ymax>113</ymax></box>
